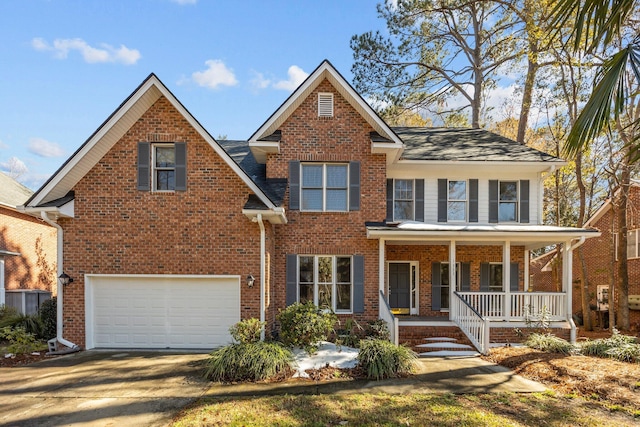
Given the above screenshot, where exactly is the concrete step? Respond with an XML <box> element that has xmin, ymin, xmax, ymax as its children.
<box><xmin>419</xmin><ymin>350</ymin><xmax>480</xmax><ymax>357</ymax></box>
<box><xmin>424</xmin><ymin>337</ymin><xmax>458</xmax><ymax>342</ymax></box>
<box><xmin>416</xmin><ymin>342</ymin><xmax>473</xmax><ymax>350</ymax></box>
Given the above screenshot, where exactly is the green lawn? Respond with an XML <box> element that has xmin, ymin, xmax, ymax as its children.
<box><xmin>171</xmin><ymin>391</ymin><xmax>638</xmax><ymax>426</ymax></box>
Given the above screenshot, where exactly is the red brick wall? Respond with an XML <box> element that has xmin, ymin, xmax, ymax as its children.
<box><xmin>268</xmin><ymin>79</ymin><xmax>386</xmax><ymax>323</ymax></box>
<box><xmin>577</xmin><ymin>187</ymin><xmax>640</xmax><ymax>329</ymax></box>
<box><xmin>59</xmin><ymin>96</ymin><xmax>264</xmax><ymax>346</ymax></box>
<box><xmin>0</xmin><ymin>206</ymin><xmax>57</xmax><ymax>293</ymax></box>
<box><xmin>386</xmin><ymin>244</ymin><xmax>526</xmax><ymax>316</ymax></box>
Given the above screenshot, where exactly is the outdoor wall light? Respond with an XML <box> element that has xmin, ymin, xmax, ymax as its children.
<box><xmin>247</xmin><ymin>274</ymin><xmax>255</xmax><ymax>288</ymax></box>
<box><xmin>58</xmin><ymin>272</ymin><xmax>74</xmax><ymax>286</ymax></box>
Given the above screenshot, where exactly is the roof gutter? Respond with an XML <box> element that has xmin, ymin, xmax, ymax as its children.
<box><xmin>39</xmin><ymin>211</ymin><xmax>79</xmax><ymax>350</ymax></box>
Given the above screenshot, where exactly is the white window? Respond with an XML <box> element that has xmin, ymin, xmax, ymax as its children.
<box><xmin>393</xmin><ymin>179</ymin><xmax>414</xmax><ymax>221</ymax></box>
<box><xmin>597</xmin><ymin>285</ymin><xmax>609</xmax><ymax>311</ymax></box>
<box><xmin>627</xmin><ymin>229</ymin><xmax>639</xmax><ymax>259</ymax></box>
<box><xmin>301</xmin><ymin>163</ymin><xmax>348</xmax><ymax>211</ymax></box>
<box><xmin>448</xmin><ymin>180</ymin><xmax>467</xmax><ymax>221</ymax></box>
<box><xmin>489</xmin><ymin>263</ymin><xmax>503</xmax><ymax>291</ymax></box>
<box><xmin>499</xmin><ymin>181</ymin><xmax>518</xmax><ymax>222</ymax></box>
<box><xmin>298</xmin><ymin>255</ymin><xmax>352</xmax><ymax>312</ymax></box>
<box><xmin>153</xmin><ymin>144</ymin><xmax>176</xmax><ymax>191</ymax></box>
<box><xmin>318</xmin><ymin>93</ymin><xmax>334</xmax><ymax>117</ymax></box>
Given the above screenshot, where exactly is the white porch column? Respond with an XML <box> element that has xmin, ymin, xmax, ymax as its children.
<box><xmin>0</xmin><ymin>258</ymin><xmax>5</xmax><ymax>307</ymax></box>
<box><xmin>524</xmin><ymin>249</ymin><xmax>530</xmax><ymax>291</ymax></box>
<box><xmin>449</xmin><ymin>240</ymin><xmax>456</xmax><ymax>319</ymax></box>
<box><xmin>503</xmin><ymin>241</ymin><xmax>511</xmax><ymax>321</ymax></box>
<box><xmin>563</xmin><ymin>240</ymin><xmax>573</xmax><ymax>319</ymax></box>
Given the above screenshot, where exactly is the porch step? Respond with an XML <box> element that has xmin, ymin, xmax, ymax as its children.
<box><xmin>424</xmin><ymin>337</ymin><xmax>457</xmax><ymax>342</ymax></box>
<box><xmin>416</xmin><ymin>342</ymin><xmax>473</xmax><ymax>350</ymax></box>
<box><xmin>419</xmin><ymin>350</ymin><xmax>480</xmax><ymax>357</ymax></box>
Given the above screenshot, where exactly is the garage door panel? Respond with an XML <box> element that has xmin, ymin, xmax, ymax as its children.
<box><xmin>87</xmin><ymin>276</ymin><xmax>240</xmax><ymax>349</ymax></box>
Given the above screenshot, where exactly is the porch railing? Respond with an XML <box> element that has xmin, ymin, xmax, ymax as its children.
<box><xmin>379</xmin><ymin>290</ymin><xmax>399</xmax><ymax>345</ymax></box>
<box><xmin>452</xmin><ymin>291</ymin><xmax>490</xmax><ymax>354</ymax></box>
<box><xmin>458</xmin><ymin>292</ymin><xmax>567</xmax><ymax>321</ymax></box>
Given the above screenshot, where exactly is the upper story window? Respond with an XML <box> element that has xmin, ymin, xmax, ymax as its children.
<box><xmin>137</xmin><ymin>142</ymin><xmax>186</xmax><ymax>192</ymax></box>
<box><xmin>627</xmin><ymin>229</ymin><xmax>639</xmax><ymax>259</ymax></box>
<box><xmin>289</xmin><ymin>161</ymin><xmax>360</xmax><ymax>212</ymax></box>
<box><xmin>387</xmin><ymin>179</ymin><xmax>424</xmax><ymax>222</ymax></box>
<box><xmin>499</xmin><ymin>181</ymin><xmax>518</xmax><ymax>222</ymax></box>
<box><xmin>302</xmin><ymin>163</ymin><xmax>348</xmax><ymax>211</ymax></box>
<box><xmin>394</xmin><ymin>179</ymin><xmax>414</xmax><ymax>221</ymax></box>
<box><xmin>448</xmin><ymin>180</ymin><xmax>467</xmax><ymax>221</ymax></box>
<box><xmin>318</xmin><ymin>93</ymin><xmax>334</xmax><ymax>117</ymax></box>
<box><xmin>154</xmin><ymin>145</ymin><xmax>176</xmax><ymax>191</ymax></box>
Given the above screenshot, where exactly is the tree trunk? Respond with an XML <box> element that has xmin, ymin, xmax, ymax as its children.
<box><xmin>616</xmin><ymin>163</ymin><xmax>631</xmax><ymax>330</ymax></box>
<box><xmin>517</xmin><ymin>44</ymin><xmax>538</xmax><ymax>143</ymax></box>
<box><xmin>609</xmin><ymin>210</ymin><xmax>616</xmax><ymax>330</ymax></box>
<box><xmin>575</xmin><ymin>152</ymin><xmax>592</xmax><ymax>330</ymax></box>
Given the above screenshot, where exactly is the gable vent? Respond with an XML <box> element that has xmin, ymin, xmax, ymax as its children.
<box><xmin>318</xmin><ymin>93</ymin><xmax>334</xmax><ymax>117</ymax></box>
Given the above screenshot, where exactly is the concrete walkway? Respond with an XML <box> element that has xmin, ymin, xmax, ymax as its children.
<box><xmin>204</xmin><ymin>355</ymin><xmax>547</xmax><ymax>397</ymax></box>
<box><xmin>0</xmin><ymin>351</ymin><xmax>210</xmax><ymax>427</ymax></box>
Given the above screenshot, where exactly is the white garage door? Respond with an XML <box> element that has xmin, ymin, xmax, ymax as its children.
<box><xmin>86</xmin><ymin>275</ymin><xmax>240</xmax><ymax>349</ymax></box>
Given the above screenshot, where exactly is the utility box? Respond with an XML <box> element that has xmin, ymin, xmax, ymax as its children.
<box><xmin>4</xmin><ymin>289</ymin><xmax>51</xmax><ymax>315</ymax></box>
<box><xmin>629</xmin><ymin>295</ymin><xmax>640</xmax><ymax>311</ymax></box>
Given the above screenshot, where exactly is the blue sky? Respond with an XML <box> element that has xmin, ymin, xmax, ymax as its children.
<box><xmin>0</xmin><ymin>0</ymin><xmax>385</xmax><ymax>190</ymax></box>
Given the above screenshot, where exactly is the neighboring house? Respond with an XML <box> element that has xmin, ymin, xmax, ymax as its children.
<box><xmin>22</xmin><ymin>60</ymin><xmax>598</xmax><ymax>352</ymax></box>
<box><xmin>532</xmin><ymin>181</ymin><xmax>640</xmax><ymax>329</ymax></box>
<box><xmin>0</xmin><ymin>171</ymin><xmax>57</xmax><ymax>310</ymax></box>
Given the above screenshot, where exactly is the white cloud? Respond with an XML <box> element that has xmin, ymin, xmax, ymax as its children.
<box><xmin>0</xmin><ymin>140</ymin><xmax>8</xmax><ymax>150</ymax></box>
<box><xmin>273</xmin><ymin>65</ymin><xmax>309</xmax><ymax>91</ymax></box>
<box><xmin>249</xmin><ymin>71</ymin><xmax>271</xmax><ymax>90</ymax></box>
<box><xmin>171</xmin><ymin>0</ymin><xmax>197</xmax><ymax>4</ymax></box>
<box><xmin>191</xmin><ymin>60</ymin><xmax>238</xmax><ymax>89</ymax></box>
<box><xmin>32</xmin><ymin>37</ymin><xmax>141</xmax><ymax>65</ymax></box>
<box><xmin>28</xmin><ymin>137</ymin><xmax>65</xmax><ymax>158</ymax></box>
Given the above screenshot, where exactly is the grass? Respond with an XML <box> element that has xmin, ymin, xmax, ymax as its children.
<box><xmin>171</xmin><ymin>392</ymin><xmax>639</xmax><ymax>426</ymax></box>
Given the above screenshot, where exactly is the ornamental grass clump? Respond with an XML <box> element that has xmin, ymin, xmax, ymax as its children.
<box><xmin>579</xmin><ymin>329</ymin><xmax>640</xmax><ymax>362</ymax></box>
<box><xmin>204</xmin><ymin>341</ymin><xmax>293</xmax><ymax>383</ymax></box>
<box><xmin>357</xmin><ymin>339</ymin><xmax>417</xmax><ymax>380</ymax></box>
<box><xmin>524</xmin><ymin>333</ymin><xmax>574</xmax><ymax>354</ymax></box>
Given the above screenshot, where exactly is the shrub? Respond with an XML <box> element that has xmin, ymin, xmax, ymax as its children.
<box><xmin>204</xmin><ymin>341</ymin><xmax>293</xmax><ymax>382</ymax></box>
<box><xmin>0</xmin><ymin>326</ymin><xmax>41</xmax><ymax>354</ymax></box>
<box><xmin>365</xmin><ymin>319</ymin><xmax>391</xmax><ymax>341</ymax></box>
<box><xmin>606</xmin><ymin>343</ymin><xmax>640</xmax><ymax>363</ymax></box>
<box><xmin>229</xmin><ymin>318</ymin><xmax>264</xmax><ymax>344</ymax></box>
<box><xmin>334</xmin><ymin>318</ymin><xmax>364</xmax><ymax>348</ymax></box>
<box><xmin>277</xmin><ymin>302</ymin><xmax>337</xmax><ymax>354</ymax></box>
<box><xmin>357</xmin><ymin>339</ymin><xmax>417</xmax><ymax>380</ymax></box>
<box><xmin>0</xmin><ymin>305</ymin><xmax>20</xmax><ymax>328</ymax></box>
<box><xmin>579</xmin><ymin>329</ymin><xmax>640</xmax><ymax>362</ymax></box>
<box><xmin>38</xmin><ymin>297</ymin><xmax>57</xmax><ymax>340</ymax></box>
<box><xmin>524</xmin><ymin>333</ymin><xmax>574</xmax><ymax>354</ymax></box>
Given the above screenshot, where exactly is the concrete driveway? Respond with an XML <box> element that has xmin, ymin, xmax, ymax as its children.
<box><xmin>0</xmin><ymin>350</ymin><xmax>210</xmax><ymax>427</ymax></box>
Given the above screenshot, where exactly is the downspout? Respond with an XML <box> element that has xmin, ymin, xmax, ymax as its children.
<box><xmin>256</xmin><ymin>214</ymin><xmax>266</xmax><ymax>341</ymax></box>
<box><xmin>40</xmin><ymin>211</ymin><xmax>79</xmax><ymax>350</ymax></box>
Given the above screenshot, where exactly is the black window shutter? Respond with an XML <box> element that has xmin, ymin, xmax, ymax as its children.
<box><xmin>286</xmin><ymin>254</ymin><xmax>298</xmax><ymax>306</ymax></box>
<box><xmin>437</xmin><ymin>179</ymin><xmax>447</xmax><ymax>222</ymax></box>
<box><xmin>353</xmin><ymin>255</ymin><xmax>365</xmax><ymax>313</ymax></box>
<box><xmin>480</xmin><ymin>263</ymin><xmax>490</xmax><ymax>291</ymax></box>
<box><xmin>489</xmin><ymin>180</ymin><xmax>499</xmax><ymax>223</ymax></box>
<box><xmin>137</xmin><ymin>142</ymin><xmax>150</xmax><ymax>191</ymax></box>
<box><xmin>510</xmin><ymin>262</ymin><xmax>519</xmax><ymax>291</ymax></box>
<box><xmin>469</xmin><ymin>179</ymin><xmax>478</xmax><ymax>222</ymax></box>
<box><xmin>431</xmin><ymin>262</ymin><xmax>441</xmax><ymax>310</ymax></box>
<box><xmin>415</xmin><ymin>179</ymin><xmax>424</xmax><ymax>222</ymax></box>
<box><xmin>174</xmin><ymin>142</ymin><xmax>187</xmax><ymax>191</ymax></box>
<box><xmin>460</xmin><ymin>262</ymin><xmax>471</xmax><ymax>291</ymax></box>
<box><xmin>349</xmin><ymin>161</ymin><xmax>360</xmax><ymax>211</ymax></box>
<box><xmin>386</xmin><ymin>179</ymin><xmax>393</xmax><ymax>222</ymax></box>
<box><xmin>520</xmin><ymin>180</ymin><xmax>530</xmax><ymax>223</ymax></box>
<box><xmin>289</xmin><ymin>161</ymin><xmax>300</xmax><ymax>210</ymax></box>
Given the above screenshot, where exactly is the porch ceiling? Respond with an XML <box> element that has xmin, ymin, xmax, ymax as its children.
<box><xmin>366</xmin><ymin>222</ymin><xmax>600</xmax><ymax>251</ymax></box>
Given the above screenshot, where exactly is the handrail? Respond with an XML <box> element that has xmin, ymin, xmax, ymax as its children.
<box><xmin>452</xmin><ymin>291</ymin><xmax>490</xmax><ymax>354</ymax></box>
<box><xmin>379</xmin><ymin>290</ymin><xmax>399</xmax><ymax>345</ymax></box>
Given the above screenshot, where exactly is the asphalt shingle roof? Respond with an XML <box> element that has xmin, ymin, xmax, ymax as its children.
<box><xmin>0</xmin><ymin>172</ymin><xmax>33</xmax><ymax>207</ymax></box>
<box><xmin>393</xmin><ymin>127</ymin><xmax>562</xmax><ymax>162</ymax></box>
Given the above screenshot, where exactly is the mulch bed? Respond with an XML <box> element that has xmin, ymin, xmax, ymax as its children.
<box><xmin>1</xmin><ymin>351</ymin><xmax>56</xmax><ymax>367</ymax></box>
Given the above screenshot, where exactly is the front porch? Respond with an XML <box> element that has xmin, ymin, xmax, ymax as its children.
<box><xmin>370</xmin><ymin>222</ymin><xmax>599</xmax><ymax>354</ymax></box>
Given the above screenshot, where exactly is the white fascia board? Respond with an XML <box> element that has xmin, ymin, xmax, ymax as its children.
<box><xmin>248</xmin><ymin>141</ymin><xmax>280</xmax><ymax>164</ymax></box>
<box><xmin>372</xmin><ymin>142</ymin><xmax>404</xmax><ymax>164</ymax></box>
<box><xmin>395</xmin><ymin>160</ymin><xmax>566</xmax><ymax>170</ymax></box>
<box><xmin>242</xmin><ymin>208</ymin><xmax>287</xmax><ymax>225</ymax></box>
<box><xmin>366</xmin><ymin>228</ymin><xmax>600</xmax><ymax>242</ymax></box>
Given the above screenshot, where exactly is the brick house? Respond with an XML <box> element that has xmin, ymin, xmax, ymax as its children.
<box><xmin>1</xmin><ymin>171</ymin><xmax>57</xmax><ymax>310</ymax></box>
<box><xmin>532</xmin><ymin>181</ymin><xmax>640</xmax><ymax>329</ymax></box>
<box><xmin>23</xmin><ymin>60</ymin><xmax>598</xmax><ymax>352</ymax></box>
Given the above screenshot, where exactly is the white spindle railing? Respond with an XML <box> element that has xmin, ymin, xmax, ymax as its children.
<box><xmin>452</xmin><ymin>292</ymin><xmax>490</xmax><ymax>354</ymax></box>
<box><xmin>379</xmin><ymin>290</ymin><xmax>399</xmax><ymax>345</ymax></box>
<box><xmin>510</xmin><ymin>292</ymin><xmax>567</xmax><ymax>321</ymax></box>
<box><xmin>458</xmin><ymin>292</ymin><xmax>567</xmax><ymax>321</ymax></box>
